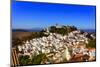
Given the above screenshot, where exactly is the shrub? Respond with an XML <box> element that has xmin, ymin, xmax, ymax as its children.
<box><xmin>19</xmin><ymin>55</ymin><xmax>31</xmax><ymax>65</ymax></box>
<box><xmin>31</xmin><ymin>53</ymin><xmax>47</xmax><ymax>64</ymax></box>
<box><xmin>86</xmin><ymin>39</ymin><xmax>96</xmax><ymax>48</ymax></box>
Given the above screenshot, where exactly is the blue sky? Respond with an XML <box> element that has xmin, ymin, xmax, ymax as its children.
<box><xmin>12</xmin><ymin>1</ymin><xmax>96</xmax><ymax>29</ymax></box>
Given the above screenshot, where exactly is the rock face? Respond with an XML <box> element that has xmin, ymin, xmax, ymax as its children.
<box><xmin>16</xmin><ymin>28</ymin><xmax>96</xmax><ymax>64</ymax></box>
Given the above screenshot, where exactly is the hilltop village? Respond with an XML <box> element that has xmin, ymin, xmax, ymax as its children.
<box><xmin>13</xmin><ymin>25</ymin><xmax>96</xmax><ymax>65</ymax></box>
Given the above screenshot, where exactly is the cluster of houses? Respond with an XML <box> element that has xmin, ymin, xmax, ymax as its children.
<box><xmin>17</xmin><ymin>30</ymin><xmax>96</xmax><ymax>64</ymax></box>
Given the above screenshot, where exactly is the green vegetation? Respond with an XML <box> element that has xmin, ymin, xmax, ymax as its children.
<box><xmin>32</xmin><ymin>32</ymin><xmax>49</xmax><ymax>38</ymax></box>
<box><xmin>86</xmin><ymin>39</ymin><xmax>96</xmax><ymax>48</ymax></box>
<box><xmin>18</xmin><ymin>53</ymin><xmax>47</xmax><ymax>65</ymax></box>
<box><xmin>31</xmin><ymin>53</ymin><xmax>47</xmax><ymax>64</ymax></box>
<box><xmin>19</xmin><ymin>55</ymin><xmax>31</xmax><ymax>65</ymax></box>
<box><xmin>49</xmin><ymin>25</ymin><xmax>77</xmax><ymax>35</ymax></box>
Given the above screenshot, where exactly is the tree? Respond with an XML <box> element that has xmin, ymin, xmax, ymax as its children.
<box><xmin>86</xmin><ymin>39</ymin><xmax>96</xmax><ymax>48</ymax></box>
<box><xmin>31</xmin><ymin>53</ymin><xmax>47</xmax><ymax>64</ymax></box>
<box><xmin>49</xmin><ymin>26</ymin><xmax>56</xmax><ymax>33</ymax></box>
<box><xmin>19</xmin><ymin>55</ymin><xmax>31</xmax><ymax>65</ymax></box>
<box><xmin>49</xmin><ymin>25</ymin><xmax>77</xmax><ymax>35</ymax></box>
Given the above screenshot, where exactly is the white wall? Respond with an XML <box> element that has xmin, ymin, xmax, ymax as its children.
<box><xmin>0</xmin><ymin>0</ymin><xmax>100</xmax><ymax>67</ymax></box>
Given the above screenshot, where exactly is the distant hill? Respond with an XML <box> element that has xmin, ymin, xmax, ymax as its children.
<box><xmin>12</xmin><ymin>28</ymin><xmax>43</xmax><ymax>32</ymax></box>
<box><xmin>80</xmin><ymin>29</ymin><xmax>96</xmax><ymax>33</ymax></box>
<box><xmin>12</xmin><ymin>29</ymin><xmax>29</xmax><ymax>32</ymax></box>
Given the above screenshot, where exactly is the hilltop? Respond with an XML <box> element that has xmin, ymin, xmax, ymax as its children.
<box><xmin>12</xmin><ymin>25</ymin><xmax>96</xmax><ymax>65</ymax></box>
